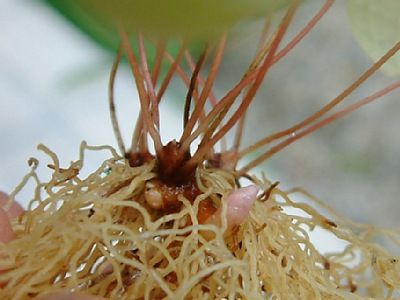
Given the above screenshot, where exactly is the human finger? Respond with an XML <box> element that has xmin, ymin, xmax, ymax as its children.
<box><xmin>0</xmin><ymin>191</ymin><xmax>24</xmax><ymax>218</ymax></box>
<box><xmin>0</xmin><ymin>207</ymin><xmax>14</xmax><ymax>243</ymax></box>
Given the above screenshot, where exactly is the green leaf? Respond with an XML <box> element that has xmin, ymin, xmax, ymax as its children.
<box><xmin>44</xmin><ymin>0</ymin><xmax>289</xmax><ymax>52</ymax></box>
<box><xmin>348</xmin><ymin>0</ymin><xmax>400</xmax><ymax>76</ymax></box>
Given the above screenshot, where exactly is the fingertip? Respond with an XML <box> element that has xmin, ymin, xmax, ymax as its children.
<box><xmin>0</xmin><ymin>191</ymin><xmax>24</xmax><ymax>218</ymax></box>
<box><xmin>0</xmin><ymin>207</ymin><xmax>14</xmax><ymax>243</ymax></box>
<box><xmin>0</xmin><ymin>191</ymin><xmax>8</xmax><ymax>202</ymax></box>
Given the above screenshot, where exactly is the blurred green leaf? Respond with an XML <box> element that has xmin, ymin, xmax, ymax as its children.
<box><xmin>44</xmin><ymin>0</ymin><xmax>289</xmax><ymax>52</ymax></box>
<box><xmin>348</xmin><ymin>0</ymin><xmax>400</xmax><ymax>76</ymax></box>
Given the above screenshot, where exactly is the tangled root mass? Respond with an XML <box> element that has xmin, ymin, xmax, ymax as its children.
<box><xmin>0</xmin><ymin>143</ymin><xmax>399</xmax><ymax>299</ymax></box>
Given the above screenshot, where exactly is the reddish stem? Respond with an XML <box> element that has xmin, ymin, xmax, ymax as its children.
<box><xmin>239</xmin><ymin>80</ymin><xmax>400</xmax><ymax>175</ymax></box>
<box><xmin>184</xmin><ymin>51</ymin><xmax>219</xmax><ymax>106</ymax></box>
<box><xmin>183</xmin><ymin>48</ymin><xmax>208</xmax><ymax>129</ymax></box>
<box><xmin>131</xmin><ymin>42</ymin><xmax>186</xmax><ymax>152</ymax></box>
<box><xmin>161</xmin><ymin>47</ymin><xmax>209</xmax><ymax>125</ymax></box>
<box><xmin>120</xmin><ymin>30</ymin><xmax>163</xmax><ymax>155</ymax></box>
<box><xmin>232</xmin><ymin>0</ymin><xmax>334</xmax><ymax>157</ymax></box>
<box><xmin>138</xmin><ymin>33</ymin><xmax>160</xmax><ymax>129</ymax></box>
<box><xmin>232</xmin><ymin>16</ymin><xmax>273</xmax><ymax>156</ymax></box>
<box><xmin>156</xmin><ymin>42</ymin><xmax>186</xmax><ymax>101</ymax></box>
<box><xmin>151</xmin><ymin>40</ymin><xmax>166</xmax><ymax>85</ymax></box>
<box><xmin>108</xmin><ymin>45</ymin><xmax>126</xmax><ymax>155</ymax></box>
<box><xmin>239</xmin><ymin>40</ymin><xmax>400</xmax><ymax>157</ymax></box>
<box><xmin>179</xmin><ymin>58</ymin><xmax>259</xmax><ymax>151</ymax></box>
<box><xmin>273</xmin><ymin>0</ymin><xmax>335</xmax><ymax>64</ymax></box>
<box><xmin>233</xmin><ymin>113</ymin><xmax>246</xmax><ymax>154</ymax></box>
<box><xmin>185</xmin><ymin>1</ymin><xmax>300</xmax><ymax>170</ymax></box>
<box><xmin>180</xmin><ymin>35</ymin><xmax>227</xmax><ymax>146</ymax></box>
<box><xmin>182</xmin><ymin>0</ymin><xmax>329</xmax><ymax>152</ymax></box>
<box><xmin>257</xmin><ymin>16</ymin><xmax>272</xmax><ymax>53</ymax></box>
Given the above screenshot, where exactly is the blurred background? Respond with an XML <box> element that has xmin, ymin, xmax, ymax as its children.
<box><xmin>0</xmin><ymin>0</ymin><xmax>399</xmax><ymax>228</ymax></box>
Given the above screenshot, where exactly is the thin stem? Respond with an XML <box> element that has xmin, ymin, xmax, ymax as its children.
<box><xmin>239</xmin><ymin>40</ymin><xmax>400</xmax><ymax>157</ymax></box>
<box><xmin>257</xmin><ymin>16</ymin><xmax>272</xmax><ymax>52</ymax></box>
<box><xmin>151</xmin><ymin>40</ymin><xmax>166</xmax><ymax>85</ymax></box>
<box><xmin>184</xmin><ymin>50</ymin><xmax>199</xmax><ymax>97</ymax></box>
<box><xmin>234</xmin><ymin>0</ymin><xmax>333</xmax><ymax>156</ymax></box>
<box><xmin>162</xmin><ymin>48</ymin><xmax>193</xmax><ymax>94</ymax></box>
<box><xmin>156</xmin><ymin>42</ymin><xmax>186</xmax><ymax>101</ymax></box>
<box><xmin>120</xmin><ymin>30</ymin><xmax>163</xmax><ymax>155</ymax></box>
<box><xmin>219</xmin><ymin>134</ymin><xmax>228</xmax><ymax>152</ymax></box>
<box><xmin>161</xmin><ymin>47</ymin><xmax>207</xmax><ymax>110</ymax></box>
<box><xmin>244</xmin><ymin>0</ymin><xmax>333</xmax><ymax>77</ymax></box>
<box><xmin>200</xmin><ymin>105</ymin><xmax>230</xmax><ymax>147</ymax></box>
<box><xmin>272</xmin><ymin>0</ymin><xmax>334</xmax><ymax>64</ymax></box>
<box><xmin>179</xmin><ymin>13</ymin><xmax>281</xmax><ymax>152</ymax></box>
<box><xmin>243</xmin><ymin>18</ymin><xmax>275</xmax><ymax>79</ymax></box>
<box><xmin>238</xmin><ymin>80</ymin><xmax>400</xmax><ymax>175</ymax></box>
<box><xmin>180</xmin><ymin>35</ymin><xmax>226</xmax><ymax>147</ymax></box>
<box><xmin>138</xmin><ymin>33</ymin><xmax>160</xmax><ymax>129</ymax></box>
<box><xmin>232</xmin><ymin>16</ymin><xmax>273</xmax><ymax>155</ymax></box>
<box><xmin>139</xmin><ymin>128</ymin><xmax>148</xmax><ymax>153</ymax></box>
<box><xmin>183</xmin><ymin>48</ymin><xmax>208</xmax><ymax>129</ymax></box>
<box><xmin>162</xmin><ymin>48</ymin><xmax>207</xmax><ymax>108</ymax></box>
<box><xmin>233</xmin><ymin>113</ymin><xmax>246</xmax><ymax>152</ymax></box>
<box><xmin>201</xmin><ymin>38</ymin><xmax>267</xmax><ymax>146</ymax></box>
<box><xmin>232</xmin><ymin>0</ymin><xmax>333</xmax><ymax>156</ymax></box>
<box><xmin>131</xmin><ymin>42</ymin><xmax>186</xmax><ymax>151</ymax></box>
<box><xmin>180</xmin><ymin>48</ymin><xmax>261</xmax><ymax>152</ymax></box>
<box><xmin>182</xmin><ymin>44</ymin><xmax>225</xmax><ymax>152</ymax></box>
<box><xmin>181</xmin><ymin>0</ymin><xmax>332</xmax><ymax>154</ymax></box>
<box><xmin>162</xmin><ymin>48</ymin><xmax>209</xmax><ymax>129</ymax></box>
<box><xmin>108</xmin><ymin>45</ymin><xmax>126</xmax><ymax>155</ymax></box>
<box><xmin>131</xmin><ymin>113</ymin><xmax>148</xmax><ymax>153</ymax></box>
<box><xmin>186</xmin><ymin>0</ymin><xmax>300</xmax><ymax>169</ymax></box>
<box><xmin>184</xmin><ymin>50</ymin><xmax>219</xmax><ymax>106</ymax></box>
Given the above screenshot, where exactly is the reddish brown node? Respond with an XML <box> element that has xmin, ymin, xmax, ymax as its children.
<box><xmin>156</xmin><ymin>140</ymin><xmax>196</xmax><ymax>185</ymax></box>
<box><xmin>125</xmin><ymin>140</ymin><xmax>193</xmax><ymax>183</ymax></box>
<box><xmin>127</xmin><ymin>141</ymin><xmax>201</xmax><ymax>213</ymax></box>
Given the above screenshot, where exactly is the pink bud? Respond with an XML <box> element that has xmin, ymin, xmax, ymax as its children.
<box><xmin>225</xmin><ymin>185</ymin><xmax>259</xmax><ymax>229</ymax></box>
<box><xmin>0</xmin><ymin>191</ymin><xmax>24</xmax><ymax>219</ymax></box>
